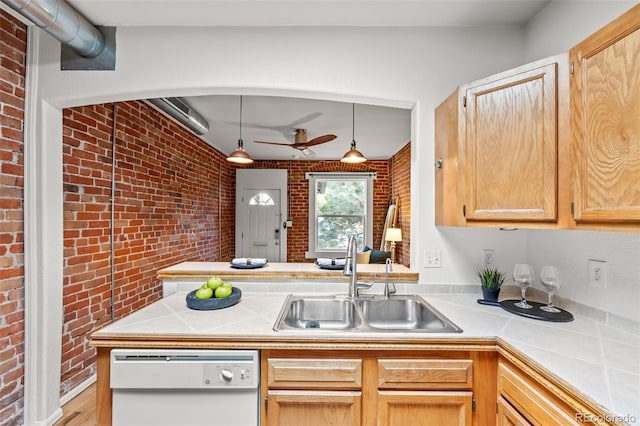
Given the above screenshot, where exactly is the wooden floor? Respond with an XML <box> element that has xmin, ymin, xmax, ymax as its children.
<box><xmin>53</xmin><ymin>383</ymin><xmax>97</xmax><ymax>426</ymax></box>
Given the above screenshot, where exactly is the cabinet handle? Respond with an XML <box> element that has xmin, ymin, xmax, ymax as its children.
<box><xmin>435</xmin><ymin>158</ymin><xmax>443</xmax><ymax>169</ymax></box>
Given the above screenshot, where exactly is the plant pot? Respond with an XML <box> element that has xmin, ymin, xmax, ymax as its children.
<box><xmin>481</xmin><ymin>287</ymin><xmax>500</xmax><ymax>302</ymax></box>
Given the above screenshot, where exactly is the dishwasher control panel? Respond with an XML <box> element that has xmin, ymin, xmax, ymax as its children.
<box><xmin>111</xmin><ymin>349</ymin><xmax>259</xmax><ymax>389</ymax></box>
<box><xmin>203</xmin><ymin>363</ymin><xmax>254</xmax><ymax>387</ymax></box>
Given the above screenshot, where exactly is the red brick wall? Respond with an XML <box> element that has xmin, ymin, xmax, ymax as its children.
<box><xmin>252</xmin><ymin>159</ymin><xmax>393</xmax><ymax>263</ymax></box>
<box><xmin>391</xmin><ymin>142</ymin><xmax>411</xmax><ymax>266</ymax></box>
<box><xmin>0</xmin><ymin>10</ymin><xmax>26</xmax><ymax>426</ymax></box>
<box><xmin>61</xmin><ymin>100</ymin><xmax>233</xmax><ymax>393</ymax></box>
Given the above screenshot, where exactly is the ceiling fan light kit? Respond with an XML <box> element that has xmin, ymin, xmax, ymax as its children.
<box><xmin>227</xmin><ymin>96</ymin><xmax>254</xmax><ymax>164</ymax></box>
<box><xmin>341</xmin><ymin>103</ymin><xmax>367</xmax><ymax>163</ymax></box>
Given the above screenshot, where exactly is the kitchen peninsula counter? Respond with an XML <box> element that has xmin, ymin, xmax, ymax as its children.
<box><xmin>92</xmin><ymin>282</ymin><xmax>639</xmax><ymax>426</ymax></box>
<box><xmin>157</xmin><ymin>261</ymin><xmax>419</xmax><ymax>282</ymax></box>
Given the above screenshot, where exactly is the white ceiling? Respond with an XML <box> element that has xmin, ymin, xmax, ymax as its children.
<box><xmin>67</xmin><ymin>0</ymin><xmax>551</xmax><ymax>28</ymax></box>
<box><xmin>65</xmin><ymin>0</ymin><xmax>550</xmax><ymax>160</ymax></box>
<box><xmin>168</xmin><ymin>95</ymin><xmax>412</xmax><ymax>160</ymax></box>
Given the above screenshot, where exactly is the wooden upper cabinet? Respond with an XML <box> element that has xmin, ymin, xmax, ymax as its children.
<box><xmin>434</xmin><ymin>53</ymin><xmax>570</xmax><ymax>228</ymax></box>
<box><xmin>570</xmin><ymin>3</ymin><xmax>640</xmax><ymax>224</ymax></box>
<box><xmin>461</xmin><ymin>57</ymin><xmax>561</xmax><ymax>222</ymax></box>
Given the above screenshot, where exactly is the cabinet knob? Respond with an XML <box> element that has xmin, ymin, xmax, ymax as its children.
<box><xmin>435</xmin><ymin>158</ymin><xmax>443</xmax><ymax>169</ymax></box>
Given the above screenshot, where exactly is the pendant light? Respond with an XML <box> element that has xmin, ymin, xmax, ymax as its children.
<box><xmin>226</xmin><ymin>95</ymin><xmax>254</xmax><ymax>164</ymax></box>
<box><xmin>341</xmin><ymin>103</ymin><xmax>367</xmax><ymax>163</ymax></box>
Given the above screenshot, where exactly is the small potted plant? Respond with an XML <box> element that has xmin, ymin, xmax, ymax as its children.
<box><xmin>478</xmin><ymin>266</ymin><xmax>505</xmax><ymax>303</ymax></box>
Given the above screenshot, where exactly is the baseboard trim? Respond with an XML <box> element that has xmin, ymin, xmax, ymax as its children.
<box><xmin>59</xmin><ymin>374</ymin><xmax>97</xmax><ymax>406</ymax></box>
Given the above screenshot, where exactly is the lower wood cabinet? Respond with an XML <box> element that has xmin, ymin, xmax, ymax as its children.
<box><xmin>377</xmin><ymin>358</ymin><xmax>474</xmax><ymax>426</ymax></box>
<box><xmin>497</xmin><ymin>395</ymin><xmax>532</xmax><ymax>426</ymax></box>
<box><xmin>261</xmin><ymin>350</ymin><xmax>488</xmax><ymax>426</ymax></box>
<box><xmin>378</xmin><ymin>390</ymin><xmax>472</xmax><ymax>426</ymax></box>
<box><xmin>266</xmin><ymin>390</ymin><xmax>361</xmax><ymax>426</ymax></box>
<box><xmin>497</xmin><ymin>354</ymin><xmax>603</xmax><ymax>426</ymax></box>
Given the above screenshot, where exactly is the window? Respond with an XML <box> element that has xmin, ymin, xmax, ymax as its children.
<box><xmin>306</xmin><ymin>172</ymin><xmax>376</xmax><ymax>258</ymax></box>
<box><xmin>248</xmin><ymin>193</ymin><xmax>275</xmax><ymax>206</ymax></box>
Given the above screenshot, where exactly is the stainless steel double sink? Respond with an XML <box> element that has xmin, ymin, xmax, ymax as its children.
<box><xmin>273</xmin><ymin>294</ymin><xmax>462</xmax><ymax>333</ymax></box>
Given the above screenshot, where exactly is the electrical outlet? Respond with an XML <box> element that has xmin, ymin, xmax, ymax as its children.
<box><xmin>424</xmin><ymin>249</ymin><xmax>442</xmax><ymax>268</ymax></box>
<box><xmin>482</xmin><ymin>249</ymin><xmax>495</xmax><ymax>268</ymax></box>
<box><xmin>588</xmin><ymin>259</ymin><xmax>607</xmax><ymax>288</ymax></box>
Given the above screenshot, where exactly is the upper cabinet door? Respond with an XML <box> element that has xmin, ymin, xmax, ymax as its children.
<box><xmin>571</xmin><ymin>4</ymin><xmax>640</xmax><ymax>223</ymax></box>
<box><xmin>462</xmin><ymin>59</ymin><xmax>559</xmax><ymax>222</ymax></box>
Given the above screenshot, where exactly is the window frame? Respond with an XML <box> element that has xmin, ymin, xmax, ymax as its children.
<box><xmin>305</xmin><ymin>172</ymin><xmax>376</xmax><ymax>259</ymax></box>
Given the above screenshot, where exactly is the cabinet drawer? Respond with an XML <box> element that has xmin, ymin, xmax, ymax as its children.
<box><xmin>268</xmin><ymin>358</ymin><xmax>362</xmax><ymax>389</ymax></box>
<box><xmin>378</xmin><ymin>359</ymin><xmax>473</xmax><ymax>390</ymax></box>
<box><xmin>498</xmin><ymin>362</ymin><xmax>579</xmax><ymax>426</ymax></box>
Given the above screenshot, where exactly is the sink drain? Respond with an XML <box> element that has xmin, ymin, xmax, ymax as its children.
<box><xmin>305</xmin><ymin>320</ymin><xmax>320</xmax><ymax>328</ymax></box>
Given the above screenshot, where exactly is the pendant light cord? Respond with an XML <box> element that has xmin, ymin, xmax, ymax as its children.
<box><xmin>352</xmin><ymin>103</ymin><xmax>355</xmax><ymax>144</ymax></box>
<box><xmin>239</xmin><ymin>95</ymin><xmax>243</xmax><ymax>144</ymax></box>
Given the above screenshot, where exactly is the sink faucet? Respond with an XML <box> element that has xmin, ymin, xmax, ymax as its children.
<box><xmin>384</xmin><ymin>258</ymin><xmax>396</xmax><ymax>298</ymax></box>
<box><xmin>343</xmin><ymin>235</ymin><xmax>372</xmax><ymax>297</ymax></box>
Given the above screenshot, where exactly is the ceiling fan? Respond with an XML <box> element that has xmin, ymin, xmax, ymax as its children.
<box><xmin>254</xmin><ymin>129</ymin><xmax>337</xmax><ymax>158</ymax></box>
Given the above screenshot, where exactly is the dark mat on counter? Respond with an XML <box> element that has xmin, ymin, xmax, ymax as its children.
<box><xmin>499</xmin><ymin>299</ymin><xmax>574</xmax><ymax>322</ymax></box>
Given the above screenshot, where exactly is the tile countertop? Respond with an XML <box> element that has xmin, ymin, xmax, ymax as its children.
<box><xmin>92</xmin><ymin>283</ymin><xmax>640</xmax><ymax>425</ymax></box>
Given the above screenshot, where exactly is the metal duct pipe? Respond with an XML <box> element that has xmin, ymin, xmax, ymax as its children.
<box><xmin>2</xmin><ymin>0</ymin><xmax>104</xmax><ymax>57</ymax></box>
<box><xmin>146</xmin><ymin>98</ymin><xmax>210</xmax><ymax>136</ymax></box>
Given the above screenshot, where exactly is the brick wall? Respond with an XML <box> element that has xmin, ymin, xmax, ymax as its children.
<box><xmin>391</xmin><ymin>142</ymin><xmax>411</xmax><ymax>266</ymax></box>
<box><xmin>253</xmin><ymin>159</ymin><xmax>394</xmax><ymax>263</ymax></box>
<box><xmin>0</xmin><ymin>10</ymin><xmax>26</xmax><ymax>426</ymax></box>
<box><xmin>61</xmin><ymin>100</ymin><xmax>233</xmax><ymax>394</ymax></box>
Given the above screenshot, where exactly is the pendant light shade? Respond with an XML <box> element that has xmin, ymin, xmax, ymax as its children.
<box><xmin>227</xmin><ymin>96</ymin><xmax>254</xmax><ymax>164</ymax></box>
<box><xmin>341</xmin><ymin>103</ymin><xmax>367</xmax><ymax>163</ymax></box>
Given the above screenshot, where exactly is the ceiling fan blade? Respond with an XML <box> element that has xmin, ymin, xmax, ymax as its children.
<box><xmin>302</xmin><ymin>134</ymin><xmax>337</xmax><ymax>147</ymax></box>
<box><xmin>253</xmin><ymin>140</ymin><xmax>296</xmax><ymax>147</ymax></box>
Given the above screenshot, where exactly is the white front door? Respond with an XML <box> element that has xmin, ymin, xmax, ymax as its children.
<box><xmin>240</xmin><ymin>188</ymin><xmax>281</xmax><ymax>261</ymax></box>
<box><xmin>236</xmin><ymin>169</ymin><xmax>288</xmax><ymax>262</ymax></box>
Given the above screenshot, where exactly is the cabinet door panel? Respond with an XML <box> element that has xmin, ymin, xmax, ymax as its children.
<box><xmin>498</xmin><ymin>395</ymin><xmax>532</xmax><ymax>426</ymax></box>
<box><xmin>377</xmin><ymin>391</ymin><xmax>472</xmax><ymax>426</ymax></box>
<box><xmin>497</xmin><ymin>363</ymin><xmax>579</xmax><ymax>426</ymax></box>
<box><xmin>464</xmin><ymin>63</ymin><xmax>558</xmax><ymax>221</ymax></box>
<box><xmin>571</xmin><ymin>5</ymin><xmax>640</xmax><ymax>222</ymax></box>
<box><xmin>266</xmin><ymin>390</ymin><xmax>361</xmax><ymax>426</ymax></box>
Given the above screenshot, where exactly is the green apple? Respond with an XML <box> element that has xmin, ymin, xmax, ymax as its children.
<box><xmin>195</xmin><ymin>287</ymin><xmax>213</xmax><ymax>299</ymax></box>
<box><xmin>206</xmin><ymin>276</ymin><xmax>224</xmax><ymax>290</ymax></box>
<box><xmin>214</xmin><ymin>284</ymin><xmax>233</xmax><ymax>298</ymax></box>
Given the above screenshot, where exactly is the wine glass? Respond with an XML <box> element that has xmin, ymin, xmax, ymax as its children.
<box><xmin>513</xmin><ymin>264</ymin><xmax>534</xmax><ymax>309</ymax></box>
<box><xmin>540</xmin><ymin>266</ymin><xmax>561</xmax><ymax>313</ymax></box>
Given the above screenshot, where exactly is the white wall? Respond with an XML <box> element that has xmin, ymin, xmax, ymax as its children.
<box><xmin>524</xmin><ymin>0</ymin><xmax>638</xmax><ymax>62</ymax></box>
<box><xmin>527</xmin><ymin>229</ymin><xmax>640</xmax><ymax>322</ymax></box>
<box><xmin>523</xmin><ymin>1</ymin><xmax>640</xmax><ymax>323</ymax></box>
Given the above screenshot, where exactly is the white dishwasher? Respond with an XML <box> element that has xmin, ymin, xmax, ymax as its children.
<box><xmin>110</xmin><ymin>349</ymin><xmax>260</xmax><ymax>426</ymax></box>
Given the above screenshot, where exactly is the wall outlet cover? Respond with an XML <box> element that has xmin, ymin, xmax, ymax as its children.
<box><xmin>482</xmin><ymin>249</ymin><xmax>495</xmax><ymax>268</ymax></box>
<box><xmin>424</xmin><ymin>249</ymin><xmax>442</xmax><ymax>268</ymax></box>
<box><xmin>588</xmin><ymin>259</ymin><xmax>607</xmax><ymax>288</ymax></box>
